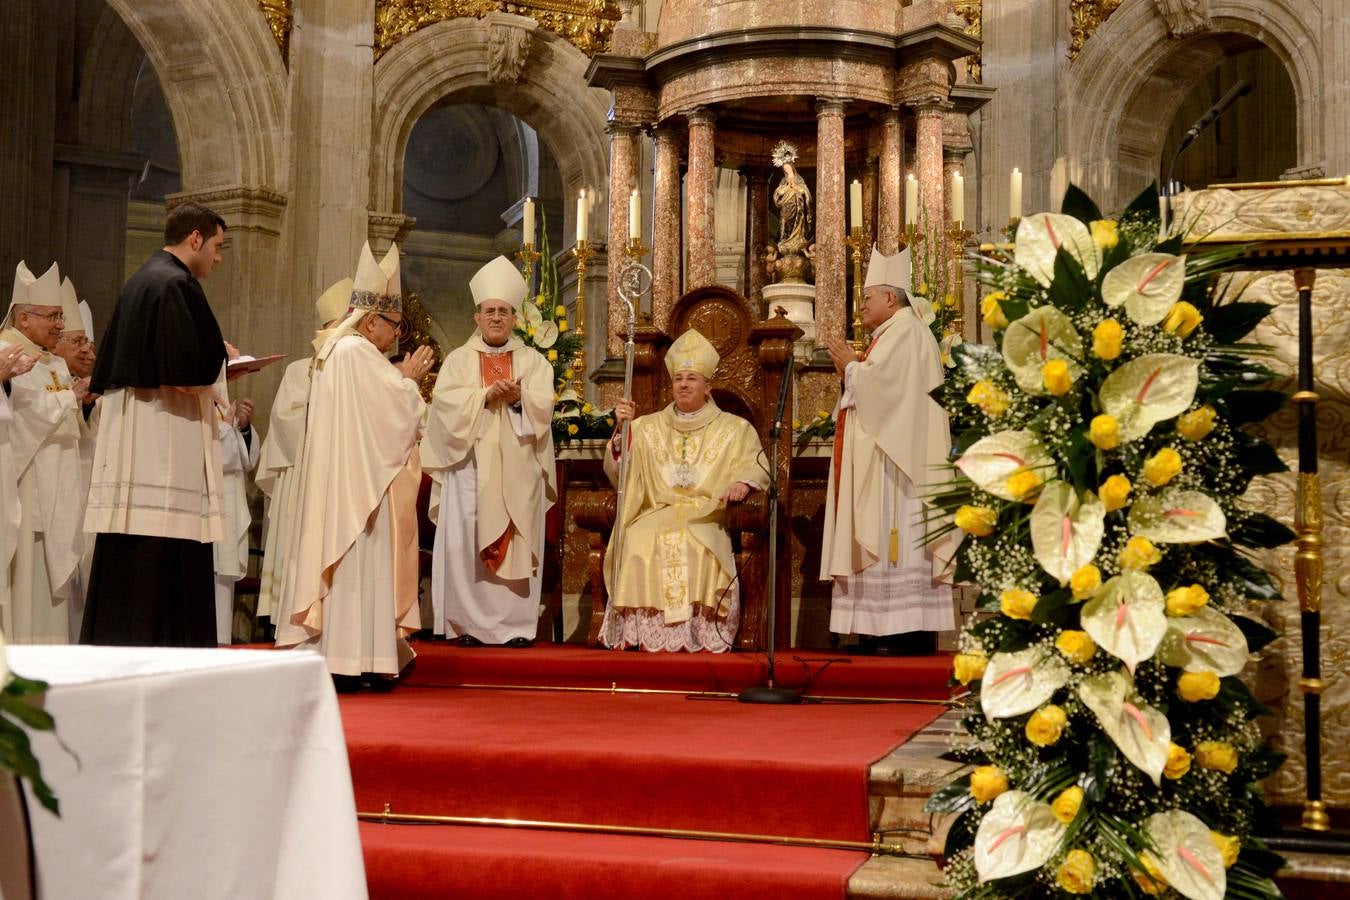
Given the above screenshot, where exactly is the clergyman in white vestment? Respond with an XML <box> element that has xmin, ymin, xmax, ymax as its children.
<box><xmin>213</xmin><ymin>399</ymin><xmax>258</xmax><ymax>645</ymax></box>
<box><xmin>0</xmin><ymin>331</ymin><xmax>38</xmax><ymax>635</ymax></box>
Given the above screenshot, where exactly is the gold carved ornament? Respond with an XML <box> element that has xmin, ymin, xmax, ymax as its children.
<box><xmin>953</xmin><ymin>0</ymin><xmax>982</xmax><ymax>83</ymax></box>
<box><xmin>374</xmin><ymin>0</ymin><xmax>622</xmax><ymax>60</ymax></box>
<box><xmin>397</xmin><ymin>290</ymin><xmax>444</xmax><ymax>402</ymax></box>
<box><xmin>256</xmin><ymin>0</ymin><xmax>293</xmax><ymax>62</ymax></box>
<box><xmin>1069</xmin><ymin>0</ymin><xmax>1123</xmax><ymax>60</ymax></box>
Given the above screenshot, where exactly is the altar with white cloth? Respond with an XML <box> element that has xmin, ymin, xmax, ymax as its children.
<box><xmin>7</xmin><ymin>645</ymin><xmax>366</xmax><ymax>900</ymax></box>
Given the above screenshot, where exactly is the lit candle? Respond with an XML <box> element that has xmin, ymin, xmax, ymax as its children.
<box><xmin>629</xmin><ymin>188</ymin><xmax>641</xmax><ymax>242</ymax></box>
<box><xmin>523</xmin><ymin>197</ymin><xmax>535</xmax><ymax>247</ymax></box>
<box><xmin>576</xmin><ymin>189</ymin><xmax>588</xmax><ymax>244</ymax></box>
<box><xmin>951</xmin><ymin>171</ymin><xmax>964</xmax><ymax>225</ymax></box>
<box><xmin>904</xmin><ymin>174</ymin><xmax>918</xmax><ymax>226</ymax></box>
<box><xmin>1010</xmin><ymin>168</ymin><xmax>1023</xmax><ymax>221</ymax></box>
<box><xmin>849</xmin><ymin>179</ymin><xmax>863</xmax><ymax>231</ymax></box>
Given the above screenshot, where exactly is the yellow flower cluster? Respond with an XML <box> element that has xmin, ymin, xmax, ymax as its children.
<box><xmin>1006</xmin><ymin>468</ymin><xmax>1043</xmax><ymax>501</ymax></box>
<box><xmin>1000</xmin><ymin>588</ymin><xmax>1038</xmax><ymax>620</ymax></box>
<box><xmin>1051</xmin><ymin>786</ymin><xmax>1083</xmax><ymax>824</ymax></box>
<box><xmin>1165</xmin><ymin>584</ymin><xmax>1210</xmax><ymax>616</ymax></box>
<box><xmin>1177</xmin><ymin>670</ymin><xmax>1221</xmax><ymax>702</ymax></box>
<box><xmin>1119</xmin><ymin>535</ymin><xmax>1161</xmax><ymax>570</ymax></box>
<box><xmin>547</xmin><ymin>349</ymin><xmax>558</xmax><ymax>361</ymax></box>
<box><xmin>1088</xmin><ymin>414</ymin><xmax>1121</xmax><ymax>450</ymax></box>
<box><xmin>1026</xmin><ymin>705</ymin><xmax>1068</xmax><ymax>746</ymax></box>
<box><xmin>1211</xmin><ymin>831</ymin><xmax>1241</xmax><ymax>869</ymax></box>
<box><xmin>969</xmin><ymin>765</ymin><xmax>1008</xmax><ymax>803</ymax></box>
<box><xmin>1056</xmin><ymin>630</ymin><xmax>1096</xmax><ymax>664</ymax></box>
<box><xmin>1143</xmin><ymin>447</ymin><xmax>1183</xmax><ymax>486</ymax></box>
<box><xmin>953</xmin><ymin>653</ymin><xmax>987</xmax><ymax>685</ymax></box>
<box><xmin>1177</xmin><ymin>404</ymin><xmax>1217</xmax><ymax>440</ymax></box>
<box><xmin>955</xmin><ymin>505</ymin><xmax>997</xmax><ymax>538</ymax></box>
<box><xmin>1195</xmin><ymin>740</ymin><xmax>1239</xmax><ymax>774</ymax></box>
<box><xmin>1100</xmin><ymin>474</ymin><xmax>1132</xmax><ymax>512</ymax></box>
<box><xmin>1163</xmin><ymin>300</ymin><xmax>1203</xmax><ymax>338</ymax></box>
<box><xmin>982</xmin><ymin>292</ymin><xmax>1009</xmax><ymax>330</ymax></box>
<box><xmin>1092</xmin><ymin>318</ymin><xmax>1123</xmax><ymax>360</ymax></box>
<box><xmin>967</xmin><ymin>380</ymin><xmax>1010</xmax><ymax>417</ymax></box>
<box><xmin>1164</xmin><ymin>742</ymin><xmax>1192</xmax><ymax>779</ymax></box>
<box><xmin>1057</xmin><ymin>849</ymin><xmax>1096</xmax><ymax>895</ymax></box>
<box><xmin>1069</xmin><ymin>564</ymin><xmax>1101</xmax><ymax>600</ymax></box>
<box><xmin>1042</xmin><ymin>359</ymin><xmax>1073</xmax><ymax>395</ymax></box>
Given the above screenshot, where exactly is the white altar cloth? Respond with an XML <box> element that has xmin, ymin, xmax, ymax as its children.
<box><xmin>7</xmin><ymin>645</ymin><xmax>367</xmax><ymax>900</ymax></box>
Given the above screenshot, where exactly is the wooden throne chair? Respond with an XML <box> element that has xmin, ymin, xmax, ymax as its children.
<box><xmin>577</xmin><ymin>285</ymin><xmax>800</xmax><ymax>650</ymax></box>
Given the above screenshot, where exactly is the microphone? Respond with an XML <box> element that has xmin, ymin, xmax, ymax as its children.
<box><xmin>1176</xmin><ymin>80</ymin><xmax>1252</xmax><ymax>155</ymax></box>
<box><xmin>770</xmin><ymin>353</ymin><xmax>794</xmax><ymax>441</ymax></box>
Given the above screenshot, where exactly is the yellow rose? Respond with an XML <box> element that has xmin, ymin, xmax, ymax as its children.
<box><xmin>815</xmin><ymin>410</ymin><xmax>829</xmax><ymax>420</ymax></box>
<box><xmin>1177</xmin><ymin>404</ymin><xmax>1217</xmax><ymax>441</ymax></box>
<box><xmin>969</xmin><ymin>765</ymin><xmax>1009</xmax><ymax>803</ymax></box>
<box><xmin>527</xmin><ymin>325</ymin><xmax>536</xmax><ymax>338</ymax></box>
<box><xmin>1000</xmin><ymin>588</ymin><xmax>1038</xmax><ymax>621</ymax></box>
<box><xmin>1165</xmin><ymin>584</ymin><xmax>1210</xmax><ymax>617</ymax></box>
<box><xmin>1042</xmin><ymin>359</ymin><xmax>1073</xmax><ymax>395</ymax></box>
<box><xmin>581</xmin><ymin>402</ymin><xmax>593</xmax><ymax>414</ymax></box>
<box><xmin>1195</xmin><ymin>740</ymin><xmax>1239</xmax><ymax>774</ymax></box>
<box><xmin>1070</xmin><ymin>564</ymin><xmax>1102</xmax><ymax>600</ymax></box>
<box><xmin>1164</xmin><ymin>742</ymin><xmax>1192</xmax><ymax>780</ymax></box>
<box><xmin>1119</xmin><ymin>536</ymin><xmax>1162</xmax><ymax>570</ymax></box>
<box><xmin>1057</xmin><ymin>849</ymin><xmax>1096</xmax><ymax>895</ymax></box>
<box><xmin>1133</xmin><ymin>856</ymin><xmax>1169</xmax><ymax>895</ymax></box>
<box><xmin>554</xmin><ymin>304</ymin><xmax>567</xmax><ymax>317</ymax></box>
<box><xmin>953</xmin><ymin>653</ymin><xmax>988</xmax><ymax>685</ymax></box>
<box><xmin>1100</xmin><ymin>474</ymin><xmax>1132</xmax><ymax>512</ymax></box>
<box><xmin>567</xmin><ymin>423</ymin><xmax>579</xmax><ymax>436</ymax></box>
<box><xmin>558</xmin><ymin>319</ymin><xmax>570</xmax><ymax>333</ymax></box>
<box><xmin>1051</xmin><ymin>786</ymin><xmax>1084</xmax><ymax>824</ymax></box>
<box><xmin>1143</xmin><ymin>447</ymin><xmax>1183</xmax><ymax>487</ymax></box>
<box><xmin>955</xmin><ymin>505</ymin><xmax>998</xmax><ymax>538</ymax></box>
<box><xmin>563</xmin><ymin>368</ymin><xmax>574</xmax><ymax>379</ymax></box>
<box><xmin>1056</xmin><ymin>630</ymin><xmax>1097</xmax><ymax>665</ymax></box>
<box><xmin>1090</xmin><ymin>219</ymin><xmax>1119</xmax><ymax>251</ymax></box>
<box><xmin>944</xmin><ymin>293</ymin><xmax>958</xmax><ymax>309</ymax></box>
<box><xmin>966</xmin><ymin>380</ymin><xmax>1010</xmax><ymax>417</ymax></box>
<box><xmin>1163</xmin><ymin>300</ymin><xmax>1203</xmax><ymax>338</ymax></box>
<box><xmin>792</xmin><ymin>419</ymin><xmax>802</xmax><ymax>430</ymax></box>
<box><xmin>1211</xmin><ymin>831</ymin><xmax>1240</xmax><ymax>869</ymax></box>
<box><xmin>1006</xmin><ymin>468</ymin><xmax>1043</xmax><ymax>501</ymax></box>
<box><xmin>1092</xmin><ymin>318</ymin><xmax>1124</xmax><ymax>361</ymax></box>
<box><xmin>1178</xmin><ymin>670</ymin><xmax>1221</xmax><ymax>702</ymax></box>
<box><xmin>546</xmin><ymin>349</ymin><xmax>558</xmax><ymax>361</ymax></box>
<box><xmin>1088</xmin><ymin>414</ymin><xmax>1121</xmax><ymax>450</ymax></box>
<box><xmin>981</xmin><ymin>292</ymin><xmax>1009</xmax><ymax>330</ymax></box>
<box><xmin>1026</xmin><ymin>704</ymin><xmax>1068</xmax><ymax>747</ymax></box>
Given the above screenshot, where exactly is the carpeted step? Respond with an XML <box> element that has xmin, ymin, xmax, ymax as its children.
<box><xmin>342</xmin><ymin>686</ymin><xmax>943</xmax><ymax>844</ymax></box>
<box><xmin>360</xmin><ymin>820</ymin><xmax>868</xmax><ymax>900</ymax></box>
<box><xmin>401</xmin><ymin>640</ymin><xmax>957</xmax><ymax>700</ymax></box>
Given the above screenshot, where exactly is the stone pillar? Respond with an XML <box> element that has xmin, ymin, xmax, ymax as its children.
<box><xmin>877</xmin><ymin>108</ymin><xmax>903</xmax><ymax>254</ymax></box>
<box><xmin>742</xmin><ymin>167</ymin><xmax>770</xmax><ymax>316</ymax></box>
<box><xmin>651</xmin><ymin>126</ymin><xmax>683</xmax><ymax>330</ymax></box>
<box><xmin>913</xmin><ymin>101</ymin><xmax>948</xmax><ymax>288</ymax></box>
<box><xmin>814</xmin><ymin>99</ymin><xmax>847</xmax><ymax>347</ymax></box>
<box><xmin>684</xmin><ymin>108</ymin><xmax>717</xmax><ymax>290</ymax></box>
<box><xmin>0</xmin><ymin>1</ymin><xmax>57</xmax><ymax>284</ymax></box>
<box><xmin>605</xmin><ymin>124</ymin><xmax>640</xmax><ymax>356</ymax></box>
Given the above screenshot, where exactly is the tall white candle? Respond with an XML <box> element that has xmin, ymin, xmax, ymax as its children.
<box><xmin>523</xmin><ymin>197</ymin><xmax>535</xmax><ymax>247</ymax></box>
<box><xmin>1010</xmin><ymin>168</ymin><xmax>1023</xmax><ymax>221</ymax></box>
<box><xmin>951</xmin><ymin>171</ymin><xmax>964</xmax><ymax>225</ymax></box>
<box><xmin>576</xmin><ymin>189</ymin><xmax>587</xmax><ymax>244</ymax></box>
<box><xmin>629</xmin><ymin>189</ymin><xmax>641</xmax><ymax>241</ymax></box>
<box><xmin>904</xmin><ymin>174</ymin><xmax>918</xmax><ymax>226</ymax></box>
<box><xmin>849</xmin><ymin>179</ymin><xmax>863</xmax><ymax>231</ymax></box>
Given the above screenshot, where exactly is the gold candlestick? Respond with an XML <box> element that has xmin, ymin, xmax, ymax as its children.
<box><xmin>515</xmin><ymin>242</ymin><xmax>541</xmax><ymax>291</ymax></box>
<box><xmin>570</xmin><ymin>239</ymin><xmax>597</xmax><ymax>398</ymax></box>
<box><xmin>845</xmin><ymin>226</ymin><xmax>870</xmax><ymax>352</ymax></box>
<box><xmin>947</xmin><ymin>224</ymin><xmax>973</xmax><ymax>337</ymax></box>
<box><xmin>624</xmin><ymin>236</ymin><xmax>649</xmax><ymax>260</ymax></box>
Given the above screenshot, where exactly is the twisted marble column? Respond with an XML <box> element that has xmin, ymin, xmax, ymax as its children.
<box><xmin>685</xmin><ymin>108</ymin><xmax>717</xmax><ymax>290</ymax></box>
<box><xmin>878</xmin><ymin>108</ymin><xmax>902</xmax><ymax>254</ymax></box>
<box><xmin>814</xmin><ymin>98</ymin><xmax>847</xmax><ymax>347</ymax></box>
<box><xmin>651</xmin><ymin>126</ymin><xmax>682</xmax><ymax>330</ymax></box>
<box><xmin>606</xmin><ymin>124</ymin><xmax>640</xmax><ymax>356</ymax></box>
<box><xmin>742</xmin><ymin>166</ymin><xmax>770</xmax><ymax>316</ymax></box>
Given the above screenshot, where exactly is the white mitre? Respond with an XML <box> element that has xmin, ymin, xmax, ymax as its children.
<box><xmin>60</xmin><ymin>277</ymin><xmax>83</xmax><ymax>333</ymax></box>
<box><xmin>350</xmin><ymin>242</ymin><xmax>402</xmax><ymax>314</ymax></box>
<box><xmin>665</xmin><ymin>328</ymin><xmax>719</xmax><ymax>379</ymax></box>
<box><xmin>4</xmin><ymin>260</ymin><xmax>62</xmax><ymax>330</ymax></box>
<box><xmin>469</xmin><ymin>255</ymin><xmax>528</xmax><ymax>309</ymax></box>
<box><xmin>863</xmin><ymin>244</ymin><xmax>935</xmax><ymax>325</ymax></box>
<box><xmin>79</xmin><ymin>301</ymin><xmax>94</xmax><ymax>340</ymax></box>
<box><xmin>316</xmin><ymin>277</ymin><xmax>355</xmax><ymax>326</ymax></box>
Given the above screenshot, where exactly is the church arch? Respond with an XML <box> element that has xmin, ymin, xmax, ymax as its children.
<box><xmin>1065</xmin><ymin>0</ymin><xmax>1320</xmax><ymax>208</ymax></box>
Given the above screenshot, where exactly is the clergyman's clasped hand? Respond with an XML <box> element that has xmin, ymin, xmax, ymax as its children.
<box><xmin>397</xmin><ymin>345</ymin><xmax>435</xmax><ymax>382</ymax></box>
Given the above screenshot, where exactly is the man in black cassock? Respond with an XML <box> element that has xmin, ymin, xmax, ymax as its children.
<box><xmin>80</xmin><ymin>202</ymin><xmax>233</xmax><ymax>646</ymax></box>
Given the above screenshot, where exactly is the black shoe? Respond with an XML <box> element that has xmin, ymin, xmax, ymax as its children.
<box><xmin>843</xmin><ymin>635</ymin><xmax>879</xmax><ymax>656</ymax></box>
<box><xmin>875</xmin><ymin>632</ymin><xmax>937</xmax><ymax>657</ymax></box>
<box><xmin>503</xmin><ymin>637</ymin><xmax>535</xmax><ymax>649</ymax></box>
<box><xmin>363</xmin><ymin>673</ymin><xmax>398</xmax><ymax>692</ymax></box>
<box><xmin>456</xmin><ymin>634</ymin><xmax>485</xmax><ymax>647</ymax></box>
<box><xmin>332</xmin><ymin>674</ymin><xmax>363</xmax><ymax>693</ymax></box>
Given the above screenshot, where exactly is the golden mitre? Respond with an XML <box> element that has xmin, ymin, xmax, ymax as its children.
<box><xmin>665</xmin><ymin>328</ymin><xmax>718</xmax><ymax>379</ymax></box>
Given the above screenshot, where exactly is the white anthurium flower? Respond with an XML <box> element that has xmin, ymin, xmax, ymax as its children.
<box><xmin>912</xmin><ymin>294</ymin><xmax>936</xmax><ymax>325</ymax></box>
<box><xmin>1142</xmin><ymin>810</ymin><xmax>1227</xmax><ymax>900</ymax></box>
<box><xmin>557</xmin><ymin>386</ymin><xmax>581</xmax><ymax>405</ymax></box>
<box><xmin>1014</xmin><ymin>212</ymin><xmax>1101</xmax><ymax>286</ymax></box>
<box><xmin>974</xmin><ymin>791</ymin><xmax>1066</xmax><ymax>883</ymax></box>
<box><xmin>954</xmin><ymin>430</ymin><xmax>1056</xmax><ymax>502</ymax></box>
<box><xmin>940</xmin><ymin>331</ymin><xmax>963</xmax><ymax>368</ymax></box>
<box><xmin>1128</xmin><ymin>489</ymin><xmax>1227</xmax><ymax>544</ymax></box>
<box><xmin>1030</xmin><ymin>481</ymin><xmax>1106</xmax><ymax>585</ymax></box>
<box><xmin>1080</xmin><ymin>571</ymin><xmax>1168</xmax><ymax>673</ymax></box>
<box><xmin>554</xmin><ymin>406</ymin><xmax>581</xmax><ymax>419</ymax></box>
<box><xmin>516</xmin><ymin>302</ymin><xmax>543</xmax><ymax>332</ymax></box>
<box><xmin>1101</xmin><ymin>253</ymin><xmax>1187</xmax><ymax>326</ymax></box>
<box><xmin>1001</xmin><ymin>305</ymin><xmax>1085</xmax><ymax>395</ymax></box>
<box><xmin>980</xmin><ymin>648</ymin><xmax>1070</xmax><ymax>720</ymax></box>
<box><xmin>1099</xmin><ymin>353</ymin><xmax>1200</xmax><ymax>442</ymax></box>
<box><xmin>1158</xmin><ymin>606</ymin><xmax>1250</xmax><ymax>677</ymax></box>
<box><xmin>1079</xmin><ymin>670</ymin><xmax>1172</xmax><ymax>786</ymax></box>
<box><xmin>533</xmin><ymin>320</ymin><xmax>559</xmax><ymax>350</ymax></box>
<box><xmin>0</xmin><ymin>629</ymin><xmax>10</xmax><ymax>689</ymax></box>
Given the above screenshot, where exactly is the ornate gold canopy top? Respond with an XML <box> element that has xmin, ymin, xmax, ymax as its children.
<box><xmin>257</xmin><ymin>0</ymin><xmax>293</xmax><ymax>62</ymax></box>
<box><xmin>374</xmin><ymin>0</ymin><xmax>623</xmax><ymax>60</ymax></box>
<box><xmin>1069</xmin><ymin>0</ymin><xmax>1123</xmax><ymax>60</ymax></box>
<box><xmin>953</xmin><ymin>0</ymin><xmax>982</xmax><ymax>82</ymax></box>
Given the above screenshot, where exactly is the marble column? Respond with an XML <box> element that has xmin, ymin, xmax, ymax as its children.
<box><xmin>878</xmin><ymin>108</ymin><xmax>902</xmax><ymax>254</ymax></box>
<box><xmin>605</xmin><ymin>124</ymin><xmax>640</xmax><ymax>356</ymax></box>
<box><xmin>651</xmin><ymin>126</ymin><xmax>683</xmax><ymax>330</ymax></box>
<box><xmin>684</xmin><ymin>108</ymin><xmax>717</xmax><ymax>291</ymax></box>
<box><xmin>913</xmin><ymin>101</ymin><xmax>948</xmax><ymax>283</ymax></box>
<box><xmin>742</xmin><ymin>166</ymin><xmax>770</xmax><ymax>316</ymax></box>
<box><xmin>814</xmin><ymin>99</ymin><xmax>847</xmax><ymax>347</ymax></box>
<box><xmin>861</xmin><ymin>161</ymin><xmax>878</xmax><ymax>244</ymax></box>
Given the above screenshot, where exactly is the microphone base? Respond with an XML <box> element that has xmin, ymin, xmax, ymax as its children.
<box><xmin>737</xmin><ymin>685</ymin><xmax>802</xmax><ymax>705</ymax></box>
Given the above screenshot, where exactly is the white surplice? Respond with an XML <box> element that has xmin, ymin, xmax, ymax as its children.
<box><xmin>0</xmin><ymin>387</ymin><xmax>21</xmax><ymax>635</ymax></box>
<box><xmin>213</xmin><ymin>421</ymin><xmax>260</xmax><ymax>645</ymax></box>
<box><xmin>255</xmin><ymin>357</ymin><xmax>312</xmax><ymax>623</ymax></box>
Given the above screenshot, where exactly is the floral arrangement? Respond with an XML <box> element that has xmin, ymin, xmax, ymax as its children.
<box><xmin>0</xmin><ymin>630</ymin><xmax>59</xmax><ymax>814</ymax></box>
<box><xmin>923</xmin><ymin>183</ymin><xmax>1290</xmax><ymax>899</ymax></box>
<box><xmin>793</xmin><ymin>409</ymin><xmax>836</xmax><ymax>441</ymax></box>
<box><xmin>907</xmin><ymin>214</ymin><xmax>967</xmax><ymax>364</ymax></box>
<box><xmin>511</xmin><ymin>214</ymin><xmax>614</xmax><ymax>443</ymax></box>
